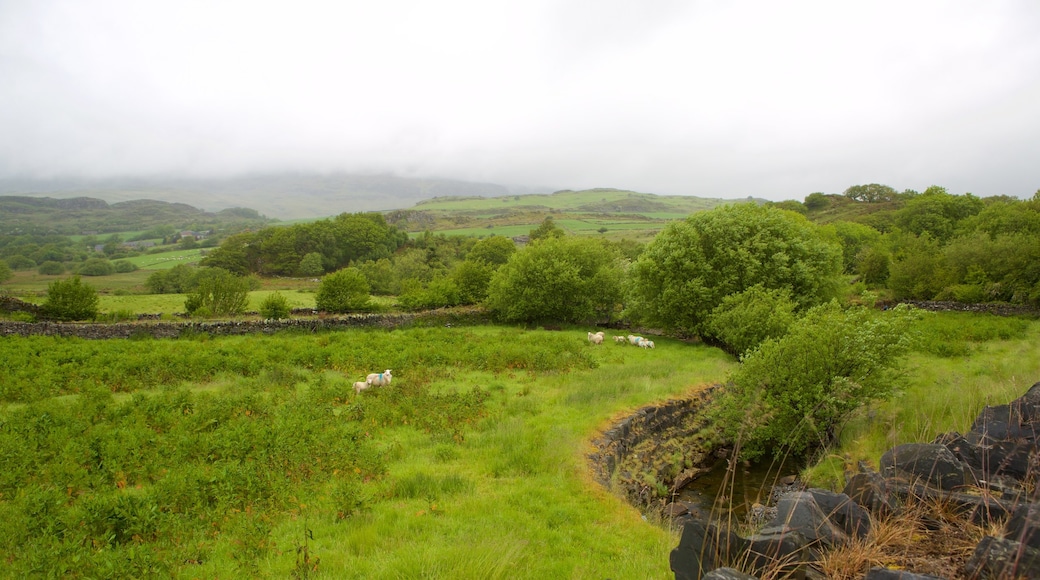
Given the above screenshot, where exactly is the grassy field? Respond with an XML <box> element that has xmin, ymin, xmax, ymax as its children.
<box><xmin>0</xmin><ymin>327</ymin><xmax>734</xmax><ymax>578</ymax></box>
<box><xmin>121</xmin><ymin>248</ymin><xmax>205</xmax><ymax>270</ymax></box>
<box><xmin>412</xmin><ymin>189</ymin><xmax>733</xmax><ymax>214</ymax></box>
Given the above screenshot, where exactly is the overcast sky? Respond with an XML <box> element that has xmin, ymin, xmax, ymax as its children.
<box><xmin>2</xmin><ymin>0</ymin><xmax>1039</xmax><ymax>201</ymax></box>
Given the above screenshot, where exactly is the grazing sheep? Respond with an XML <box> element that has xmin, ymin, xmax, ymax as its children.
<box><xmin>639</xmin><ymin>338</ymin><xmax>655</xmax><ymax>349</ymax></box>
<box><xmin>587</xmin><ymin>331</ymin><xmax>605</xmax><ymax>345</ymax></box>
<box><xmin>366</xmin><ymin>369</ymin><xmax>393</xmax><ymax>387</ymax></box>
<box><xmin>613</xmin><ymin>335</ymin><xmax>626</xmax><ymax>343</ymax></box>
<box><xmin>353</xmin><ymin>381</ymin><xmax>371</xmax><ymax>394</ymax></box>
<box><xmin>627</xmin><ymin>335</ymin><xmax>643</xmax><ymax>346</ymax></box>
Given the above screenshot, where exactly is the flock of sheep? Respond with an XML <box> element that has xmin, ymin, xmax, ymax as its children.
<box><xmin>586</xmin><ymin>331</ymin><xmax>655</xmax><ymax>349</ymax></box>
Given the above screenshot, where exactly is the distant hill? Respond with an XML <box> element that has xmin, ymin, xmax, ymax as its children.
<box><xmin>0</xmin><ymin>174</ymin><xmax>547</xmax><ymax>220</ymax></box>
<box><xmin>0</xmin><ymin>195</ymin><xmax>266</xmax><ymax>236</ymax></box>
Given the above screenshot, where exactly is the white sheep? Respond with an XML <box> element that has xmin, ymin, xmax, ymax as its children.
<box><xmin>366</xmin><ymin>369</ymin><xmax>392</xmax><ymax>387</ymax></box>
<box><xmin>613</xmin><ymin>335</ymin><xmax>626</xmax><ymax>343</ymax></box>
<box><xmin>639</xmin><ymin>338</ymin><xmax>655</xmax><ymax>349</ymax></box>
<box><xmin>627</xmin><ymin>334</ymin><xmax>643</xmax><ymax>346</ymax></box>
<box><xmin>587</xmin><ymin>331</ymin><xmax>605</xmax><ymax>345</ymax></box>
<box><xmin>353</xmin><ymin>380</ymin><xmax>371</xmax><ymax>394</ymax></box>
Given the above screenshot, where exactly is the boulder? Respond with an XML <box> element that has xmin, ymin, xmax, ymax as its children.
<box><xmin>1006</xmin><ymin>503</ymin><xmax>1040</xmax><ymax>550</ymax></box>
<box><xmin>760</xmin><ymin>492</ymin><xmax>848</xmax><ymax>548</ymax></box>
<box><xmin>880</xmin><ymin>443</ymin><xmax>969</xmax><ymax>491</ymax></box>
<box><xmin>702</xmin><ymin>568</ymin><xmax>757</xmax><ymax>580</ymax></box>
<box><xmin>670</xmin><ymin>519</ymin><xmax>744</xmax><ymax>580</ymax></box>
<box><xmin>804</xmin><ymin>488</ymin><xmax>871</xmax><ymax>539</ymax></box>
<box><xmin>843</xmin><ymin>469</ymin><xmax>896</xmax><ymax>517</ymax></box>
<box><xmin>964</xmin><ymin>535</ymin><xmax>1040</xmax><ymax>579</ymax></box>
<box><xmin>864</xmin><ymin>567</ymin><xmax>945</xmax><ymax>579</ymax></box>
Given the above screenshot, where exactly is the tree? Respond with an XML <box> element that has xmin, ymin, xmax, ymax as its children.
<box><xmin>0</xmin><ymin>260</ymin><xmax>11</xmax><ymax>284</ymax></box>
<box><xmin>843</xmin><ymin>183</ymin><xmax>897</xmax><ymax>203</ymax></box>
<box><xmin>485</xmin><ymin>236</ymin><xmax>623</xmax><ymax>324</ymax></box>
<box><xmin>298</xmin><ymin>252</ymin><xmax>325</xmax><ymax>277</ymax></box>
<box><xmin>713</xmin><ymin>302</ymin><xmax>918</xmax><ymax>460</ymax></box>
<box><xmin>146</xmin><ymin>264</ymin><xmax>199</xmax><ymax>294</ymax></box>
<box><xmin>466</xmin><ymin>236</ymin><xmax>516</xmax><ymax>266</ymax></box>
<box><xmin>37</xmin><ymin>261</ymin><xmax>65</xmax><ymax>275</ymax></box>
<box><xmin>113</xmin><ymin>260</ymin><xmax>138</xmax><ymax>273</ymax></box>
<box><xmin>628</xmin><ymin>204</ymin><xmax>843</xmax><ymax>336</ymax></box>
<box><xmin>78</xmin><ymin>258</ymin><xmax>115</xmax><ymax>276</ymax></box>
<box><xmin>895</xmin><ymin>189</ymin><xmax>984</xmax><ymax>243</ymax></box>
<box><xmin>451</xmin><ymin>259</ymin><xmax>494</xmax><ymax>304</ymax></box>
<box><xmin>804</xmin><ymin>192</ymin><xmax>830</xmax><ymax>211</ymax></box>
<box><xmin>184</xmin><ymin>268</ymin><xmax>250</xmax><ymax>317</ymax></box>
<box><xmin>315</xmin><ymin>268</ymin><xmax>371</xmax><ymax>313</ymax></box>
<box><xmin>828</xmin><ymin>221</ymin><xmax>883</xmax><ymax>274</ymax></box>
<box><xmin>41</xmin><ymin>276</ymin><xmax>100</xmax><ymax>321</ymax></box>
<box><xmin>529</xmin><ymin>216</ymin><xmax>565</xmax><ymax>241</ymax></box>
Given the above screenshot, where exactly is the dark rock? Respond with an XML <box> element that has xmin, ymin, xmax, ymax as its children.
<box><xmin>864</xmin><ymin>567</ymin><xmax>945</xmax><ymax>579</ymax></box>
<box><xmin>1006</xmin><ymin>503</ymin><xmax>1040</xmax><ymax>550</ymax></box>
<box><xmin>702</xmin><ymin>567</ymin><xmax>757</xmax><ymax>580</ymax></box>
<box><xmin>843</xmin><ymin>469</ymin><xmax>896</xmax><ymax>517</ymax></box>
<box><xmin>761</xmin><ymin>492</ymin><xmax>847</xmax><ymax>548</ymax></box>
<box><xmin>665</xmin><ymin>502</ymin><xmax>690</xmax><ymax>519</ymax></box>
<box><xmin>743</xmin><ymin>527</ymin><xmax>808</xmax><ymax>579</ymax></box>
<box><xmin>804</xmin><ymin>488</ymin><xmax>871</xmax><ymax>539</ymax></box>
<box><xmin>880</xmin><ymin>443</ymin><xmax>969</xmax><ymax>491</ymax></box>
<box><xmin>670</xmin><ymin>519</ymin><xmax>745</xmax><ymax>580</ymax></box>
<box><xmin>964</xmin><ymin>535</ymin><xmax>1040</xmax><ymax>579</ymax></box>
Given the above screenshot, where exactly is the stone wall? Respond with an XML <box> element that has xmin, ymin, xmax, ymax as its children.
<box><xmin>0</xmin><ymin>307</ymin><xmax>491</xmax><ymax>339</ymax></box>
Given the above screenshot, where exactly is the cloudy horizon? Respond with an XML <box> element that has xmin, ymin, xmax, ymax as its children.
<box><xmin>2</xmin><ymin>1</ymin><xmax>1039</xmax><ymax>201</ymax></box>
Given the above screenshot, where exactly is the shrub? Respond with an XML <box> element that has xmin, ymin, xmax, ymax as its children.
<box><xmin>398</xmin><ymin>276</ymin><xmax>461</xmax><ymax>311</ymax></box>
<box><xmin>37</xmin><ymin>261</ymin><xmax>65</xmax><ymax>275</ymax></box>
<box><xmin>705</xmin><ymin>285</ymin><xmax>796</xmax><ymax>358</ymax></box>
<box><xmin>5</xmin><ymin>255</ymin><xmax>36</xmax><ymax>270</ymax></box>
<box><xmin>259</xmin><ymin>292</ymin><xmax>292</xmax><ymax>319</ymax></box>
<box><xmin>146</xmin><ymin>264</ymin><xmax>198</xmax><ymax>294</ymax></box>
<box><xmin>113</xmin><ymin>260</ymin><xmax>138</xmax><ymax>273</ymax></box>
<box><xmin>78</xmin><ymin>258</ymin><xmax>116</xmax><ymax>276</ymax></box>
<box><xmin>0</xmin><ymin>260</ymin><xmax>11</xmax><ymax>284</ymax></box>
<box><xmin>41</xmin><ymin>276</ymin><xmax>100</xmax><ymax>321</ymax></box>
<box><xmin>714</xmin><ymin>302</ymin><xmax>918</xmax><ymax>461</ymax></box>
<box><xmin>184</xmin><ymin>268</ymin><xmax>250</xmax><ymax>317</ymax></box>
<box><xmin>298</xmin><ymin>252</ymin><xmax>325</xmax><ymax>277</ymax></box>
<box><xmin>315</xmin><ymin>268</ymin><xmax>371</xmax><ymax>313</ymax></box>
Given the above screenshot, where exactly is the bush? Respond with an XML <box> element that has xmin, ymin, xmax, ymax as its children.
<box><xmin>184</xmin><ymin>268</ymin><xmax>250</xmax><ymax>317</ymax></box>
<box><xmin>113</xmin><ymin>260</ymin><xmax>138</xmax><ymax>273</ymax></box>
<box><xmin>41</xmin><ymin>276</ymin><xmax>100</xmax><ymax>321</ymax></box>
<box><xmin>298</xmin><ymin>252</ymin><xmax>325</xmax><ymax>277</ymax></box>
<box><xmin>398</xmin><ymin>276</ymin><xmax>461</xmax><ymax>311</ymax></box>
<box><xmin>316</xmin><ymin>268</ymin><xmax>371</xmax><ymax>313</ymax></box>
<box><xmin>0</xmin><ymin>260</ymin><xmax>11</xmax><ymax>284</ymax></box>
<box><xmin>38</xmin><ymin>261</ymin><xmax>65</xmax><ymax>275</ymax></box>
<box><xmin>259</xmin><ymin>292</ymin><xmax>291</xmax><ymax>319</ymax></box>
<box><xmin>485</xmin><ymin>236</ymin><xmax>623</xmax><ymax>324</ymax></box>
<box><xmin>705</xmin><ymin>285</ymin><xmax>796</xmax><ymax>358</ymax></box>
<box><xmin>5</xmin><ymin>255</ymin><xmax>36</xmax><ymax>270</ymax></box>
<box><xmin>713</xmin><ymin>302</ymin><xmax>918</xmax><ymax>460</ymax></box>
<box><xmin>146</xmin><ymin>264</ymin><xmax>198</xmax><ymax>294</ymax></box>
<box><xmin>78</xmin><ymin>258</ymin><xmax>116</xmax><ymax>276</ymax></box>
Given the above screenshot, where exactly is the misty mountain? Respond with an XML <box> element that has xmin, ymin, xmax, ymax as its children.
<box><xmin>0</xmin><ymin>174</ymin><xmax>551</xmax><ymax>220</ymax></box>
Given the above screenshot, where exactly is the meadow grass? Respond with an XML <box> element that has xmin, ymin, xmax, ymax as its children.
<box><xmin>121</xmin><ymin>248</ymin><xmax>205</xmax><ymax>270</ymax></box>
<box><xmin>0</xmin><ymin>326</ymin><xmax>734</xmax><ymax>578</ymax></box>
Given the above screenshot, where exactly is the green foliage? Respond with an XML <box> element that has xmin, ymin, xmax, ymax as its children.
<box><xmin>828</xmin><ymin>220</ymin><xmax>882</xmax><ymax>274</ymax></box>
<box><xmin>856</xmin><ymin>245</ymin><xmax>891</xmax><ymax>286</ymax></box>
<box><xmin>887</xmin><ymin>233</ymin><xmax>948</xmax><ymax>300</ymax></box>
<box><xmin>259</xmin><ymin>292</ymin><xmax>292</xmax><ymax>319</ymax></box>
<box><xmin>485</xmin><ymin>236</ymin><xmax>623</xmax><ymax>324</ymax></box>
<box><xmin>714</xmin><ymin>302</ymin><xmax>919</xmax><ymax>460</ymax></box>
<box><xmin>466</xmin><ymin>235</ymin><xmax>516</xmax><ymax>265</ymax></box>
<box><xmin>451</xmin><ymin>259</ymin><xmax>495</xmax><ymax>304</ymax></box>
<box><xmin>895</xmin><ymin>189</ymin><xmax>984</xmax><ymax>243</ymax></box>
<box><xmin>356</xmin><ymin>257</ymin><xmax>395</xmax><ymax>295</ymax></box>
<box><xmin>628</xmin><ymin>204</ymin><xmax>843</xmax><ymax>336</ymax></box>
<box><xmin>843</xmin><ymin>183</ymin><xmax>897</xmax><ymax>203</ymax></box>
<box><xmin>184</xmin><ymin>268</ymin><xmax>250</xmax><ymax>317</ymax></box>
<box><xmin>0</xmin><ymin>259</ymin><xmax>10</xmax><ymax>283</ymax></box>
<box><xmin>529</xmin><ymin>216</ymin><xmax>565</xmax><ymax>241</ymax></box>
<box><xmin>315</xmin><ymin>267</ymin><xmax>371</xmax><ymax>313</ymax></box>
<box><xmin>4</xmin><ymin>255</ymin><xmax>36</xmax><ymax>270</ymax></box>
<box><xmin>113</xmin><ymin>259</ymin><xmax>138</xmax><ymax>273</ymax></box>
<box><xmin>706</xmin><ymin>285</ymin><xmax>796</xmax><ymax>358</ymax></box>
<box><xmin>398</xmin><ymin>276</ymin><xmax>461</xmax><ymax>311</ymax></box>
<box><xmin>37</xmin><ymin>260</ymin><xmax>65</xmax><ymax>275</ymax></box>
<box><xmin>146</xmin><ymin>263</ymin><xmax>199</xmax><ymax>293</ymax></box>
<box><xmin>298</xmin><ymin>252</ymin><xmax>325</xmax><ymax>276</ymax></box>
<box><xmin>77</xmin><ymin>257</ymin><xmax>116</xmax><ymax>276</ymax></box>
<box><xmin>41</xmin><ymin>275</ymin><xmax>100</xmax><ymax>321</ymax></box>
<box><xmin>804</xmin><ymin>192</ymin><xmax>830</xmax><ymax>211</ymax></box>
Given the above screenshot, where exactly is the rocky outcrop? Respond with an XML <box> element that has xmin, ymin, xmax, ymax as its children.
<box><xmin>670</xmin><ymin>382</ymin><xmax>1040</xmax><ymax>579</ymax></box>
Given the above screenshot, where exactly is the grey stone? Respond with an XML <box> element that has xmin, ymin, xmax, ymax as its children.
<box><xmin>670</xmin><ymin>520</ymin><xmax>745</xmax><ymax>580</ymax></box>
<box><xmin>880</xmin><ymin>443</ymin><xmax>969</xmax><ymax>491</ymax></box>
<box><xmin>964</xmin><ymin>535</ymin><xmax>1040</xmax><ymax>579</ymax></box>
<box><xmin>804</xmin><ymin>488</ymin><xmax>871</xmax><ymax>539</ymax></box>
<box><xmin>843</xmin><ymin>469</ymin><xmax>896</xmax><ymax>517</ymax></box>
<box><xmin>864</xmin><ymin>567</ymin><xmax>945</xmax><ymax>579</ymax></box>
<box><xmin>1006</xmin><ymin>503</ymin><xmax>1040</xmax><ymax>551</ymax></box>
<box><xmin>743</xmin><ymin>526</ymin><xmax>808</xmax><ymax>579</ymax></box>
<box><xmin>762</xmin><ymin>492</ymin><xmax>847</xmax><ymax>548</ymax></box>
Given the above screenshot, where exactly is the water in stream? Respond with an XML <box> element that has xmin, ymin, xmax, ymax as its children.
<box><xmin>675</xmin><ymin>457</ymin><xmax>800</xmax><ymax>520</ymax></box>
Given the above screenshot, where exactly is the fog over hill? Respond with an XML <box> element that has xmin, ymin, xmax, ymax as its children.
<box><xmin>0</xmin><ymin>174</ymin><xmax>553</xmax><ymax>220</ymax></box>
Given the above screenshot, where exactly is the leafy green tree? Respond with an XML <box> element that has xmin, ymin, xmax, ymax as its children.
<box><xmin>769</xmin><ymin>200</ymin><xmax>807</xmax><ymax>214</ymax></box>
<box><xmin>828</xmin><ymin>221</ymin><xmax>883</xmax><ymax>274</ymax></box>
<box><xmin>804</xmin><ymin>192</ymin><xmax>830</xmax><ymax>211</ymax></box>
<box><xmin>41</xmin><ymin>276</ymin><xmax>100</xmax><ymax>321</ymax></box>
<box><xmin>184</xmin><ymin>268</ymin><xmax>250</xmax><ymax>317</ymax></box>
<box><xmin>37</xmin><ymin>261</ymin><xmax>65</xmax><ymax>275</ymax></box>
<box><xmin>357</xmin><ymin>258</ymin><xmax>396</xmax><ymax>295</ymax></box>
<box><xmin>466</xmin><ymin>236</ymin><xmax>516</xmax><ymax>266</ymax></box>
<box><xmin>113</xmin><ymin>260</ymin><xmax>138</xmax><ymax>273</ymax></box>
<box><xmin>714</xmin><ymin>302</ymin><xmax>918</xmax><ymax>460</ymax></box>
<box><xmin>146</xmin><ymin>264</ymin><xmax>199</xmax><ymax>294</ymax></box>
<box><xmin>485</xmin><ymin>236</ymin><xmax>623</xmax><ymax>324</ymax></box>
<box><xmin>5</xmin><ymin>255</ymin><xmax>35</xmax><ymax>270</ymax></box>
<box><xmin>316</xmin><ymin>268</ymin><xmax>371</xmax><ymax>313</ymax></box>
<box><xmin>299</xmin><ymin>252</ymin><xmax>325</xmax><ymax>277</ymax></box>
<box><xmin>259</xmin><ymin>292</ymin><xmax>292</xmax><ymax>319</ymax></box>
<box><xmin>77</xmin><ymin>258</ymin><xmax>115</xmax><ymax>276</ymax></box>
<box><xmin>398</xmin><ymin>276</ymin><xmax>461</xmax><ymax>311</ymax></box>
<box><xmin>705</xmin><ymin>285</ymin><xmax>796</xmax><ymax>358</ymax></box>
<box><xmin>856</xmin><ymin>245</ymin><xmax>891</xmax><ymax>286</ymax></box>
<box><xmin>529</xmin><ymin>216</ymin><xmax>565</xmax><ymax>241</ymax></box>
<box><xmin>895</xmin><ymin>189</ymin><xmax>984</xmax><ymax>243</ymax></box>
<box><xmin>0</xmin><ymin>260</ymin><xmax>11</xmax><ymax>283</ymax></box>
<box><xmin>452</xmin><ymin>260</ymin><xmax>495</xmax><ymax>304</ymax></box>
<box><xmin>887</xmin><ymin>233</ymin><xmax>948</xmax><ymax>299</ymax></box>
<box><xmin>628</xmin><ymin>204</ymin><xmax>842</xmax><ymax>336</ymax></box>
<box><xmin>843</xmin><ymin>183</ymin><xmax>897</xmax><ymax>203</ymax></box>
<box><xmin>199</xmin><ymin>232</ymin><xmax>255</xmax><ymax>275</ymax></box>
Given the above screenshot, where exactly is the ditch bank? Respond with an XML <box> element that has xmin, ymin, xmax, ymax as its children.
<box><xmin>0</xmin><ymin>307</ymin><xmax>491</xmax><ymax>339</ymax></box>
